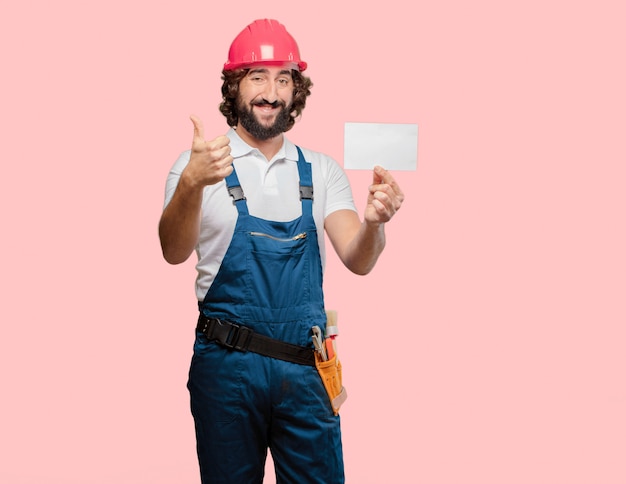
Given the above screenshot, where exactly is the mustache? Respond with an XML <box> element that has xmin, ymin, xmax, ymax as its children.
<box><xmin>251</xmin><ymin>99</ymin><xmax>285</xmax><ymax>109</ymax></box>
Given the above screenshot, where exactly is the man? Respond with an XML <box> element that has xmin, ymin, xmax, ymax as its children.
<box><xmin>159</xmin><ymin>18</ymin><xmax>404</xmax><ymax>484</ymax></box>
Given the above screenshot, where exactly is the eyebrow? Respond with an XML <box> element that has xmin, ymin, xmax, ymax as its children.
<box><xmin>248</xmin><ymin>68</ymin><xmax>292</xmax><ymax>77</ymax></box>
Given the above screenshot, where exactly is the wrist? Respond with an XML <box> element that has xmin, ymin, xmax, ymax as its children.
<box><xmin>363</xmin><ymin>215</ymin><xmax>385</xmax><ymax>229</ymax></box>
<box><xmin>179</xmin><ymin>167</ymin><xmax>206</xmax><ymax>192</ymax></box>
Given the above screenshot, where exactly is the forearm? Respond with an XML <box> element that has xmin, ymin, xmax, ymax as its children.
<box><xmin>341</xmin><ymin>221</ymin><xmax>386</xmax><ymax>275</ymax></box>
<box><xmin>159</xmin><ymin>175</ymin><xmax>204</xmax><ymax>264</ymax></box>
<box><xmin>326</xmin><ymin>210</ymin><xmax>387</xmax><ymax>276</ymax></box>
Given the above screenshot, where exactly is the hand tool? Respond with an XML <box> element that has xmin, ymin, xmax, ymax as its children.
<box><xmin>311</xmin><ymin>326</ymin><xmax>327</xmax><ymax>361</ymax></box>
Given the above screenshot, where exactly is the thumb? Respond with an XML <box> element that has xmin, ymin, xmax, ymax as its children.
<box><xmin>372</xmin><ymin>165</ymin><xmax>384</xmax><ymax>184</ymax></box>
<box><xmin>190</xmin><ymin>114</ymin><xmax>205</xmax><ymax>141</ymax></box>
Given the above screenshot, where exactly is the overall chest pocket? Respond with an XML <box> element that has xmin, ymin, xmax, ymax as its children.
<box><xmin>246</xmin><ymin>231</ymin><xmax>310</xmax><ymax>309</ymax></box>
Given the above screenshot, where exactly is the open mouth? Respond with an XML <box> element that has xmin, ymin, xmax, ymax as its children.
<box><xmin>255</xmin><ymin>104</ymin><xmax>279</xmax><ymax>112</ymax></box>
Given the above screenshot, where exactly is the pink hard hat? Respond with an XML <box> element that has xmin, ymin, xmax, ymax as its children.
<box><xmin>224</xmin><ymin>19</ymin><xmax>307</xmax><ymax>72</ymax></box>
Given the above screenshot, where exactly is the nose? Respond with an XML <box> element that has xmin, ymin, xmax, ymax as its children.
<box><xmin>261</xmin><ymin>81</ymin><xmax>279</xmax><ymax>103</ymax></box>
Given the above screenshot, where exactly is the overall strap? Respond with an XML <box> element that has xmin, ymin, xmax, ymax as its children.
<box><xmin>296</xmin><ymin>146</ymin><xmax>314</xmax><ymax>216</ymax></box>
<box><xmin>224</xmin><ymin>168</ymin><xmax>249</xmax><ymax>216</ymax></box>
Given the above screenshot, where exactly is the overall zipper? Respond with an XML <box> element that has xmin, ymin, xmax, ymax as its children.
<box><xmin>250</xmin><ymin>231</ymin><xmax>307</xmax><ymax>242</ymax></box>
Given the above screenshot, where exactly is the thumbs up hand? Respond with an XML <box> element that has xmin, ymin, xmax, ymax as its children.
<box><xmin>184</xmin><ymin>115</ymin><xmax>234</xmax><ymax>187</ymax></box>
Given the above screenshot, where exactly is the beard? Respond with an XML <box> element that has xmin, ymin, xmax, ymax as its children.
<box><xmin>236</xmin><ymin>96</ymin><xmax>292</xmax><ymax>141</ymax></box>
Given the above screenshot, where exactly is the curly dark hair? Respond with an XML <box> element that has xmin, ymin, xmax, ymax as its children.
<box><xmin>219</xmin><ymin>69</ymin><xmax>313</xmax><ymax>131</ymax></box>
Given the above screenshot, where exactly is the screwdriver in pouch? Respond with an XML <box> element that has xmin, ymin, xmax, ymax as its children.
<box><xmin>311</xmin><ymin>326</ymin><xmax>327</xmax><ymax>361</ymax></box>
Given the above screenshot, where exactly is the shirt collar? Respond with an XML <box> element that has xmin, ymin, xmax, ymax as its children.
<box><xmin>227</xmin><ymin>127</ymin><xmax>298</xmax><ymax>162</ymax></box>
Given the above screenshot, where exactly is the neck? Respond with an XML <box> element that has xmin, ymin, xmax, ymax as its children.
<box><xmin>235</xmin><ymin>124</ymin><xmax>284</xmax><ymax>161</ymax></box>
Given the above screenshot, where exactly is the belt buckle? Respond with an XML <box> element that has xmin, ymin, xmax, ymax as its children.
<box><xmin>223</xmin><ymin>322</ymin><xmax>253</xmax><ymax>352</ymax></box>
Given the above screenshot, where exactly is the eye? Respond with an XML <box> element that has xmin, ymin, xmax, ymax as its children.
<box><xmin>277</xmin><ymin>78</ymin><xmax>291</xmax><ymax>87</ymax></box>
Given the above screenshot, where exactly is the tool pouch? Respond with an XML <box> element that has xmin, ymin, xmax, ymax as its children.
<box><xmin>314</xmin><ymin>353</ymin><xmax>347</xmax><ymax>416</ymax></box>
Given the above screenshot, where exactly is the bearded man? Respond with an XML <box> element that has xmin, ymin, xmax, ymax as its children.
<box><xmin>159</xmin><ymin>18</ymin><xmax>404</xmax><ymax>484</ymax></box>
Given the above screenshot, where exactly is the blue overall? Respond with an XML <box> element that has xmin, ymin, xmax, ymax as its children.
<box><xmin>187</xmin><ymin>148</ymin><xmax>345</xmax><ymax>483</ymax></box>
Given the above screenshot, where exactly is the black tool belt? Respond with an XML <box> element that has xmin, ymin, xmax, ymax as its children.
<box><xmin>196</xmin><ymin>315</ymin><xmax>316</xmax><ymax>367</ymax></box>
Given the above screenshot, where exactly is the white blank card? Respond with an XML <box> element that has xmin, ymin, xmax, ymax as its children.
<box><xmin>344</xmin><ymin>122</ymin><xmax>418</xmax><ymax>171</ymax></box>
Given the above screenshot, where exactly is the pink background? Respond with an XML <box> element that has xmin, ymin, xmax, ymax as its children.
<box><xmin>1</xmin><ymin>0</ymin><xmax>625</xmax><ymax>482</ymax></box>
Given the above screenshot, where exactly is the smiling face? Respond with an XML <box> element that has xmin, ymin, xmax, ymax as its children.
<box><xmin>235</xmin><ymin>65</ymin><xmax>295</xmax><ymax>141</ymax></box>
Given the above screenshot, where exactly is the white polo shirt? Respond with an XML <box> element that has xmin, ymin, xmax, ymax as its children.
<box><xmin>164</xmin><ymin>128</ymin><xmax>357</xmax><ymax>300</ymax></box>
